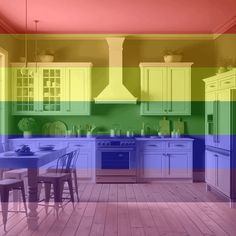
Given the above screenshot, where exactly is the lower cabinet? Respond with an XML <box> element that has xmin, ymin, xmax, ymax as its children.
<box><xmin>141</xmin><ymin>152</ymin><xmax>164</xmax><ymax>178</ymax></box>
<box><xmin>205</xmin><ymin>150</ymin><xmax>230</xmax><ymax>197</ymax></box>
<box><xmin>167</xmin><ymin>152</ymin><xmax>192</xmax><ymax>178</ymax></box>
<box><xmin>138</xmin><ymin>139</ymin><xmax>193</xmax><ymax>181</ymax></box>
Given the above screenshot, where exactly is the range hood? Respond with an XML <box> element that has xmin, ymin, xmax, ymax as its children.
<box><xmin>94</xmin><ymin>37</ymin><xmax>137</xmax><ymax>104</ymax></box>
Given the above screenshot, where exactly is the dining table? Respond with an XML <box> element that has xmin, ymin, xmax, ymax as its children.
<box><xmin>0</xmin><ymin>147</ymin><xmax>67</xmax><ymax>230</ymax></box>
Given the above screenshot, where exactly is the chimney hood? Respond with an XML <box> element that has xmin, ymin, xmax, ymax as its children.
<box><xmin>94</xmin><ymin>37</ymin><xmax>137</xmax><ymax>104</ymax></box>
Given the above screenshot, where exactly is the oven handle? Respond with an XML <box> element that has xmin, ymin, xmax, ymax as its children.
<box><xmin>97</xmin><ymin>148</ymin><xmax>135</xmax><ymax>152</ymax></box>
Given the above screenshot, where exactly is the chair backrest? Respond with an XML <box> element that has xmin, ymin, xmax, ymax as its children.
<box><xmin>55</xmin><ymin>148</ymin><xmax>80</xmax><ymax>173</ymax></box>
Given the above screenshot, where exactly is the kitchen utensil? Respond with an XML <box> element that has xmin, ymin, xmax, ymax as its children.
<box><xmin>159</xmin><ymin>117</ymin><xmax>170</xmax><ymax>135</ymax></box>
<box><xmin>49</xmin><ymin>121</ymin><xmax>67</xmax><ymax>137</ymax></box>
<box><xmin>42</xmin><ymin>122</ymin><xmax>51</xmax><ymax>136</ymax></box>
<box><xmin>173</xmin><ymin>118</ymin><xmax>184</xmax><ymax>135</ymax></box>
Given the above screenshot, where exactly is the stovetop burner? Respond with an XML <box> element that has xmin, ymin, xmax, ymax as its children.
<box><xmin>96</xmin><ymin>136</ymin><xmax>136</xmax><ymax>148</ymax></box>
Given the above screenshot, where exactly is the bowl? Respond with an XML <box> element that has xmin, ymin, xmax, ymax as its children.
<box><xmin>38</xmin><ymin>55</ymin><xmax>54</xmax><ymax>62</ymax></box>
<box><xmin>164</xmin><ymin>55</ymin><xmax>182</xmax><ymax>63</ymax></box>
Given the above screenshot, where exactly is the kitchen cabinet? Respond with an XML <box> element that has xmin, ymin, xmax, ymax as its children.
<box><xmin>141</xmin><ymin>151</ymin><xmax>164</xmax><ymax>178</ymax></box>
<box><xmin>7</xmin><ymin>138</ymin><xmax>96</xmax><ymax>183</ymax></box>
<box><xmin>137</xmin><ymin>139</ymin><xmax>193</xmax><ymax>181</ymax></box>
<box><xmin>205</xmin><ymin>150</ymin><xmax>230</xmax><ymax>197</ymax></box>
<box><xmin>11</xmin><ymin>62</ymin><xmax>92</xmax><ymax>115</ymax></box>
<box><xmin>139</xmin><ymin>63</ymin><xmax>193</xmax><ymax>116</ymax></box>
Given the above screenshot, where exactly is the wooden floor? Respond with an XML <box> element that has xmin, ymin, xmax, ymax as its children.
<box><xmin>1</xmin><ymin>183</ymin><xmax>236</xmax><ymax>236</ymax></box>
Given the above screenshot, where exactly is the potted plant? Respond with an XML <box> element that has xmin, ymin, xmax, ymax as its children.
<box><xmin>163</xmin><ymin>49</ymin><xmax>183</xmax><ymax>63</ymax></box>
<box><xmin>18</xmin><ymin>118</ymin><xmax>37</xmax><ymax>138</ymax></box>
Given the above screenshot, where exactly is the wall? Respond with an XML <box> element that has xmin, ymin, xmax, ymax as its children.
<box><xmin>214</xmin><ymin>25</ymin><xmax>236</xmax><ymax>67</ymax></box>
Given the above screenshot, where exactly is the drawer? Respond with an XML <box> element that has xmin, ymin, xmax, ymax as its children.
<box><xmin>167</xmin><ymin>141</ymin><xmax>192</xmax><ymax>150</ymax></box>
<box><xmin>141</xmin><ymin>141</ymin><xmax>164</xmax><ymax>150</ymax></box>
<box><xmin>219</xmin><ymin>76</ymin><xmax>235</xmax><ymax>90</ymax></box>
<box><xmin>206</xmin><ymin>82</ymin><xmax>217</xmax><ymax>92</ymax></box>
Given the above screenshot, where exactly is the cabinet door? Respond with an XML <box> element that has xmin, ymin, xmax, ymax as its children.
<box><xmin>205</xmin><ymin>92</ymin><xmax>217</xmax><ymax>147</ymax></box>
<box><xmin>75</xmin><ymin>150</ymin><xmax>92</xmax><ymax>178</ymax></box>
<box><xmin>205</xmin><ymin>150</ymin><xmax>217</xmax><ymax>186</ymax></box>
<box><xmin>141</xmin><ymin>151</ymin><xmax>164</xmax><ymax>178</ymax></box>
<box><xmin>217</xmin><ymin>154</ymin><xmax>230</xmax><ymax>197</ymax></box>
<box><xmin>217</xmin><ymin>90</ymin><xmax>231</xmax><ymax>150</ymax></box>
<box><xmin>166</xmin><ymin>152</ymin><xmax>192</xmax><ymax>178</ymax></box>
<box><xmin>64</xmin><ymin>68</ymin><xmax>91</xmax><ymax>115</ymax></box>
<box><xmin>167</xmin><ymin>67</ymin><xmax>191</xmax><ymax>115</ymax></box>
<box><xmin>38</xmin><ymin>68</ymin><xmax>65</xmax><ymax>114</ymax></box>
<box><xmin>140</xmin><ymin>68</ymin><xmax>167</xmax><ymax>115</ymax></box>
<box><xmin>12</xmin><ymin>67</ymin><xmax>39</xmax><ymax>115</ymax></box>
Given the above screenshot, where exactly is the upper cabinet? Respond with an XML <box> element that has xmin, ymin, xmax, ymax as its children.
<box><xmin>11</xmin><ymin>62</ymin><xmax>92</xmax><ymax>116</ymax></box>
<box><xmin>139</xmin><ymin>63</ymin><xmax>193</xmax><ymax>116</ymax></box>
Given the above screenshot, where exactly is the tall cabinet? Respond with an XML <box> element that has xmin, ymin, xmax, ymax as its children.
<box><xmin>139</xmin><ymin>63</ymin><xmax>193</xmax><ymax>116</ymax></box>
<box><xmin>11</xmin><ymin>62</ymin><xmax>92</xmax><ymax>115</ymax></box>
<box><xmin>203</xmin><ymin>69</ymin><xmax>236</xmax><ymax>206</ymax></box>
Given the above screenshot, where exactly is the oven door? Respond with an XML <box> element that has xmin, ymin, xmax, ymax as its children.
<box><xmin>96</xmin><ymin>148</ymin><xmax>136</xmax><ymax>176</ymax></box>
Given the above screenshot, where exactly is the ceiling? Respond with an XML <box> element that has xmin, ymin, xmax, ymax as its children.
<box><xmin>0</xmin><ymin>0</ymin><xmax>235</xmax><ymax>34</ymax></box>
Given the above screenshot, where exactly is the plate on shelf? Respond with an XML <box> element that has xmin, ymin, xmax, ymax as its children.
<box><xmin>49</xmin><ymin>121</ymin><xmax>67</xmax><ymax>137</ymax></box>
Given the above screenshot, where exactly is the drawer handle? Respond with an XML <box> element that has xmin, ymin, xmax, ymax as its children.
<box><xmin>214</xmin><ymin>154</ymin><xmax>218</xmax><ymax>157</ymax></box>
<box><xmin>175</xmin><ymin>144</ymin><xmax>184</xmax><ymax>147</ymax></box>
<box><xmin>147</xmin><ymin>145</ymin><xmax>158</xmax><ymax>147</ymax></box>
<box><xmin>209</xmin><ymin>85</ymin><xmax>215</xmax><ymax>88</ymax></box>
<box><xmin>223</xmin><ymin>81</ymin><xmax>231</xmax><ymax>84</ymax></box>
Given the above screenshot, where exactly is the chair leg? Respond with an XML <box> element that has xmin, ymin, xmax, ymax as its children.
<box><xmin>67</xmin><ymin>178</ymin><xmax>74</xmax><ymax>206</ymax></box>
<box><xmin>53</xmin><ymin>181</ymin><xmax>61</xmax><ymax>217</ymax></box>
<box><xmin>20</xmin><ymin>183</ymin><xmax>28</xmax><ymax>216</ymax></box>
<box><xmin>44</xmin><ymin>183</ymin><xmax>51</xmax><ymax>213</ymax></box>
<box><xmin>12</xmin><ymin>189</ymin><xmax>19</xmax><ymax>212</ymax></box>
<box><xmin>73</xmin><ymin>170</ymin><xmax>79</xmax><ymax>202</ymax></box>
<box><xmin>0</xmin><ymin>188</ymin><xmax>10</xmax><ymax>232</ymax></box>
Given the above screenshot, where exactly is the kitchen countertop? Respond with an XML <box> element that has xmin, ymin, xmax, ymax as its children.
<box><xmin>135</xmin><ymin>137</ymin><xmax>194</xmax><ymax>141</ymax></box>
<box><xmin>9</xmin><ymin>137</ymin><xmax>194</xmax><ymax>141</ymax></box>
<box><xmin>8</xmin><ymin>137</ymin><xmax>96</xmax><ymax>141</ymax></box>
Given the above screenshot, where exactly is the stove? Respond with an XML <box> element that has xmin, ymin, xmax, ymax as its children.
<box><xmin>96</xmin><ymin>137</ymin><xmax>137</xmax><ymax>183</ymax></box>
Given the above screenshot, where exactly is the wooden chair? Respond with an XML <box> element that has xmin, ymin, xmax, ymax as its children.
<box><xmin>0</xmin><ymin>179</ymin><xmax>27</xmax><ymax>232</ymax></box>
<box><xmin>37</xmin><ymin>151</ymin><xmax>75</xmax><ymax>214</ymax></box>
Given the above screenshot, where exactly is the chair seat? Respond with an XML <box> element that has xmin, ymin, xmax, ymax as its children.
<box><xmin>0</xmin><ymin>179</ymin><xmax>23</xmax><ymax>186</ymax></box>
<box><xmin>38</xmin><ymin>172</ymin><xmax>71</xmax><ymax>183</ymax></box>
<box><xmin>4</xmin><ymin>169</ymin><xmax>27</xmax><ymax>179</ymax></box>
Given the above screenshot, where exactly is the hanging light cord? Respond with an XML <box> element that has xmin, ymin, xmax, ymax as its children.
<box><xmin>34</xmin><ymin>20</ymin><xmax>39</xmax><ymax>72</ymax></box>
<box><xmin>24</xmin><ymin>0</ymin><xmax>28</xmax><ymax>68</ymax></box>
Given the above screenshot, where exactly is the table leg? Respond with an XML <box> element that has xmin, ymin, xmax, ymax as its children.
<box><xmin>27</xmin><ymin>168</ymin><xmax>39</xmax><ymax>230</ymax></box>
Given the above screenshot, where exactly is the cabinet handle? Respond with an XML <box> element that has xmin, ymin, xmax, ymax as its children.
<box><xmin>209</xmin><ymin>85</ymin><xmax>215</xmax><ymax>88</ymax></box>
<box><xmin>147</xmin><ymin>144</ymin><xmax>158</xmax><ymax>147</ymax></box>
<box><xmin>164</xmin><ymin>109</ymin><xmax>167</xmax><ymax>112</ymax></box>
<box><xmin>224</xmin><ymin>81</ymin><xmax>231</xmax><ymax>84</ymax></box>
<box><xmin>175</xmin><ymin>144</ymin><xmax>184</xmax><ymax>147</ymax></box>
<box><xmin>214</xmin><ymin>154</ymin><xmax>218</xmax><ymax>157</ymax></box>
<box><xmin>168</xmin><ymin>109</ymin><xmax>172</xmax><ymax>112</ymax></box>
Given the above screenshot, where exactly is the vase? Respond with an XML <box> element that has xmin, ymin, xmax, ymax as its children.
<box><xmin>164</xmin><ymin>55</ymin><xmax>182</xmax><ymax>63</ymax></box>
<box><xmin>23</xmin><ymin>131</ymin><xmax>32</xmax><ymax>138</ymax></box>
